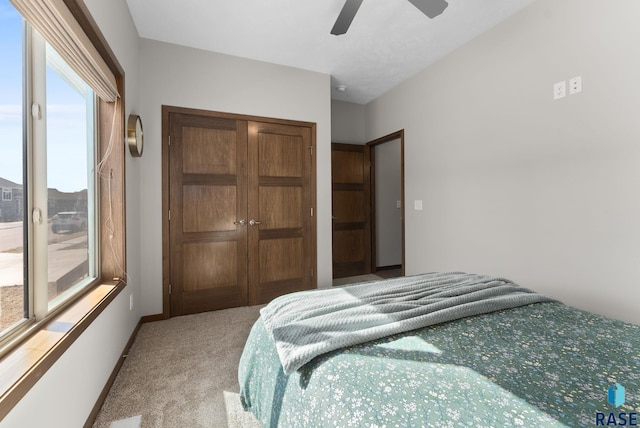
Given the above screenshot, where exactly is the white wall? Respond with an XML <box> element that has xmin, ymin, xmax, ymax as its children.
<box><xmin>374</xmin><ymin>139</ymin><xmax>403</xmax><ymax>267</ymax></box>
<box><xmin>138</xmin><ymin>39</ymin><xmax>332</xmax><ymax>314</ymax></box>
<box><xmin>331</xmin><ymin>100</ymin><xmax>366</xmax><ymax>144</ymax></box>
<box><xmin>2</xmin><ymin>0</ymin><xmax>142</xmax><ymax>426</ymax></box>
<box><xmin>366</xmin><ymin>0</ymin><xmax>640</xmax><ymax>325</ymax></box>
<box><xmin>1</xmin><ymin>291</ymin><xmax>136</xmax><ymax>427</ymax></box>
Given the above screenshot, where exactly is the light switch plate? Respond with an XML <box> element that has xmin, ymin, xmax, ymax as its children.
<box><xmin>414</xmin><ymin>200</ymin><xmax>423</xmax><ymax>211</ymax></box>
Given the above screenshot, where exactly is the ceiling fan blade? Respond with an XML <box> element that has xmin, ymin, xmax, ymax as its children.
<box><xmin>407</xmin><ymin>0</ymin><xmax>449</xmax><ymax>18</ymax></box>
<box><xmin>331</xmin><ymin>0</ymin><xmax>364</xmax><ymax>35</ymax></box>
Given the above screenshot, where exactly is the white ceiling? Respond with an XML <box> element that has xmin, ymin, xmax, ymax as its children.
<box><xmin>125</xmin><ymin>0</ymin><xmax>535</xmax><ymax>104</ymax></box>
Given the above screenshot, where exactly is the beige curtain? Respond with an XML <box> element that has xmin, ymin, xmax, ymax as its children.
<box><xmin>9</xmin><ymin>0</ymin><xmax>119</xmax><ymax>102</ymax></box>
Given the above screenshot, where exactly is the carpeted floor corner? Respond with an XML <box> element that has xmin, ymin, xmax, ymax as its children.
<box><xmin>93</xmin><ymin>306</ymin><xmax>263</xmax><ymax>428</ymax></box>
<box><xmin>93</xmin><ymin>274</ymin><xmax>385</xmax><ymax>428</ymax></box>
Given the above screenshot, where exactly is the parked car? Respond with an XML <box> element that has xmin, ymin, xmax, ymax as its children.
<box><xmin>51</xmin><ymin>211</ymin><xmax>87</xmax><ymax>233</ymax></box>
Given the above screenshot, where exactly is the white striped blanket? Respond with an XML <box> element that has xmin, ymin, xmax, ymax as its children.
<box><xmin>260</xmin><ymin>272</ymin><xmax>555</xmax><ymax>374</ymax></box>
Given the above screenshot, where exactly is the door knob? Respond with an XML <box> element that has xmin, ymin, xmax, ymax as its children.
<box><xmin>249</xmin><ymin>219</ymin><xmax>262</xmax><ymax>226</ymax></box>
<box><xmin>234</xmin><ymin>219</ymin><xmax>246</xmax><ymax>226</ymax></box>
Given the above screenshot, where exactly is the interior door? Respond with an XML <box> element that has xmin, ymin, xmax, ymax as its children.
<box><xmin>331</xmin><ymin>143</ymin><xmax>371</xmax><ymax>278</ymax></box>
<box><xmin>169</xmin><ymin>112</ymin><xmax>249</xmax><ymax>315</ymax></box>
<box><xmin>247</xmin><ymin>121</ymin><xmax>314</xmax><ymax>304</ymax></box>
<box><xmin>368</xmin><ymin>130</ymin><xmax>405</xmax><ymax>277</ymax></box>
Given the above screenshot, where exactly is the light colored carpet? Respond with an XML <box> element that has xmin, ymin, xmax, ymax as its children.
<box><xmin>332</xmin><ymin>273</ymin><xmax>382</xmax><ymax>286</ymax></box>
<box><xmin>93</xmin><ymin>306</ymin><xmax>263</xmax><ymax>428</ymax></box>
<box><xmin>223</xmin><ymin>392</ymin><xmax>261</xmax><ymax>428</ymax></box>
<box><xmin>109</xmin><ymin>415</ymin><xmax>142</xmax><ymax>428</ymax></box>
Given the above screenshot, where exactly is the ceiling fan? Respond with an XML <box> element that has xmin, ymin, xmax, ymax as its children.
<box><xmin>331</xmin><ymin>0</ymin><xmax>449</xmax><ymax>35</ymax></box>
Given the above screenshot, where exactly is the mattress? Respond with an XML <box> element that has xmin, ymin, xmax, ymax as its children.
<box><xmin>239</xmin><ymin>297</ymin><xmax>639</xmax><ymax>427</ymax></box>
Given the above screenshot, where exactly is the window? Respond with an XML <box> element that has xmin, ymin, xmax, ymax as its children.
<box><xmin>0</xmin><ymin>0</ymin><xmax>98</xmax><ymax>339</ymax></box>
<box><xmin>44</xmin><ymin>41</ymin><xmax>98</xmax><ymax>312</ymax></box>
<box><xmin>0</xmin><ymin>0</ymin><xmax>125</xmax><ymax>417</ymax></box>
<box><xmin>0</xmin><ymin>0</ymin><xmax>26</xmax><ymax>333</ymax></box>
<box><xmin>1</xmin><ymin>189</ymin><xmax>11</xmax><ymax>202</ymax></box>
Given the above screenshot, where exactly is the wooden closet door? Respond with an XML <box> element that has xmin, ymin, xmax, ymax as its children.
<box><xmin>247</xmin><ymin>121</ymin><xmax>314</xmax><ymax>305</ymax></box>
<box><xmin>169</xmin><ymin>112</ymin><xmax>248</xmax><ymax>315</ymax></box>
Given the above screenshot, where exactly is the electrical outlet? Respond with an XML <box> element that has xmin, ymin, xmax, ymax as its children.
<box><xmin>553</xmin><ymin>81</ymin><xmax>566</xmax><ymax>100</ymax></box>
<box><xmin>396</xmin><ymin>200</ymin><xmax>401</xmax><ymax>209</ymax></box>
<box><xmin>569</xmin><ymin>76</ymin><xmax>582</xmax><ymax>95</ymax></box>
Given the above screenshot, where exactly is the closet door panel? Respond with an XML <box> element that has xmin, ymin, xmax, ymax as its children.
<box><xmin>259</xmin><ymin>238</ymin><xmax>304</xmax><ymax>283</ymax></box>
<box><xmin>169</xmin><ymin>113</ymin><xmax>248</xmax><ymax>315</ymax></box>
<box><xmin>182</xmin><ymin>185</ymin><xmax>236</xmax><ymax>232</ymax></box>
<box><xmin>183</xmin><ymin>241</ymin><xmax>238</xmax><ymax>290</ymax></box>
<box><xmin>182</xmin><ymin>126</ymin><xmax>237</xmax><ymax>175</ymax></box>
<box><xmin>247</xmin><ymin>121</ymin><xmax>314</xmax><ymax>305</ymax></box>
<box><xmin>258</xmin><ymin>133</ymin><xmax>304</xmax><ymax>177</ymax></box>
<box><xmin>259</xmin><ymin>187</ymin><xmax>303</xmax><ymax>229</ymax></box>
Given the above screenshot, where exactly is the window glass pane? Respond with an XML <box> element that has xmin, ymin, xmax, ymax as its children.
<box><xmin>0</xmin><ymin>0</ymin><xmax>27</xmax><ymax>332</ymax></box>
<box><xmin>45</xmin><ymin>43</ymin><xmax>96</xmax><ymax>309</ymax></box>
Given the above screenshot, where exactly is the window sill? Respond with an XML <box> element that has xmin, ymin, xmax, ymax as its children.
<box><xmin>0</xmin><ymin>280</ymin><xmax>125</xmax><ymax>421</ymax></box>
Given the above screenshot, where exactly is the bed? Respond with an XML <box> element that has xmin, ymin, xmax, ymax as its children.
<box><xmin>239</xmin><ymin>272</ymin><xmax>640</xmax><ymax>427</ymax></box>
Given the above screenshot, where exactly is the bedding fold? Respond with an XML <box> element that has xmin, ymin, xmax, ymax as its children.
<box><xmin>260</xmin><ymin>272</ymin><xmax>555</xmax><ymax>374</ymax></box>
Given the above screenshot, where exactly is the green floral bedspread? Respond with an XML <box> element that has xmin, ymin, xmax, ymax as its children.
<box><xmin>239</xmin><ymin>302</ymin><xmax>640</xmax><ymax>427</ymax></box>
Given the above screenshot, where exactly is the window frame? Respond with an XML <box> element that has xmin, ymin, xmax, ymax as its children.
<box><xmin>29</xmin><ymin>26</ymin><xmax>101</xmax><ymax>323</ymax></box>
<box><xmin>0</xmin><ymin>13</ymin><xmax>103</xmax><ymax>346</ymax></box>
<box><xmin>0</xmin><ymin>0</ymin><xmax>127</xmax><ymax>419</ymax></box>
